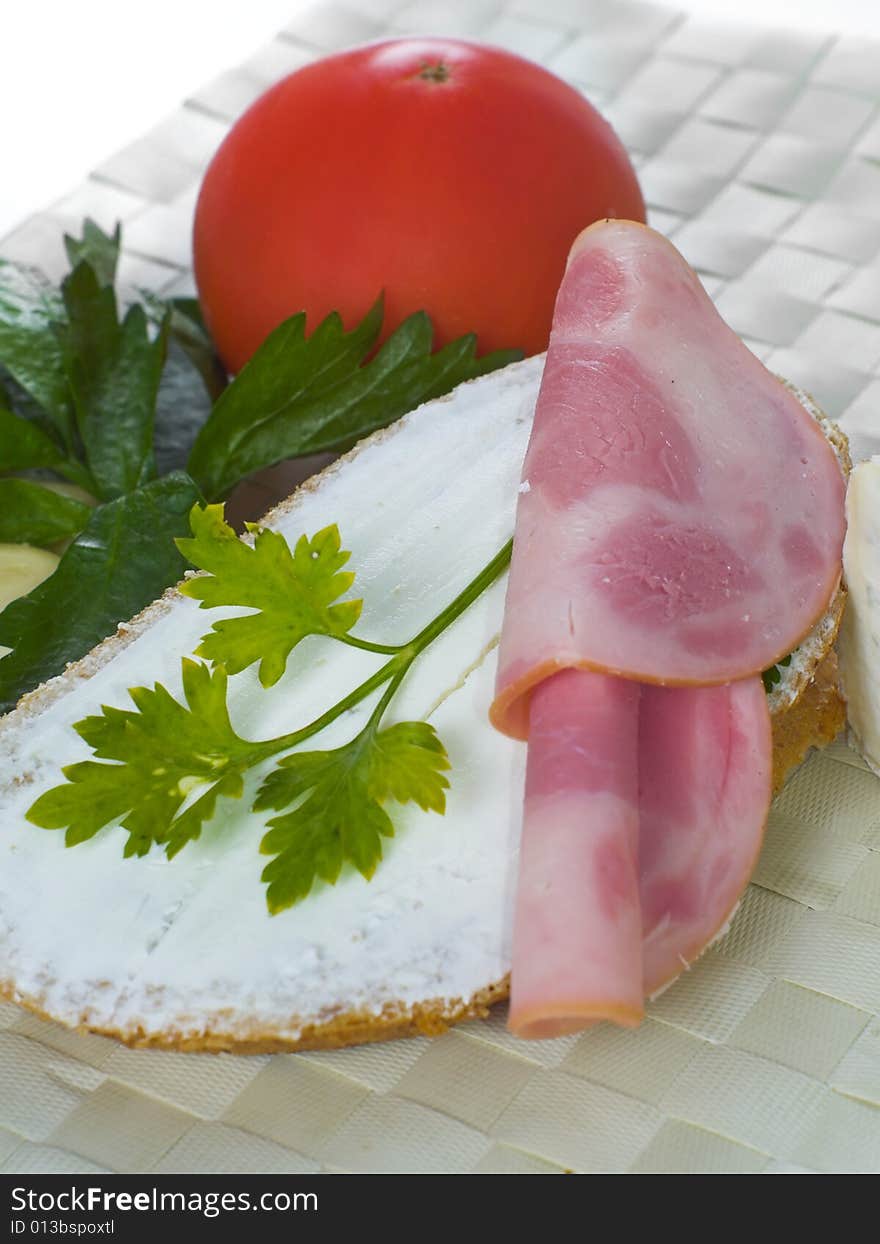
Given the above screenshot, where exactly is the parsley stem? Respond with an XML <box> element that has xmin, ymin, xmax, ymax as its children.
<box><xmin>336</xmin><ymin>634</ymin><xmax>404</xmax><ymax>656</ymax></box>
<box><xmin>368</xmin><ymin>666</ymin><xmax>408</xmax><ymax>728</ymax></box>
<box><xmin>264</xmin><ymin>654</ymin><xmax>402</xmax><ymax>756</ymax></box>
<box><xmin>260</xmin><ymin>536</ymin><xmax>514</xmax><ymax>757</ymax></box>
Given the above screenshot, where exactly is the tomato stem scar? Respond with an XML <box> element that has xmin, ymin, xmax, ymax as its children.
<box><xmin>416</xmin><ymin>60</ymin><xmax>451</xmax><ymax>83</ymax></box>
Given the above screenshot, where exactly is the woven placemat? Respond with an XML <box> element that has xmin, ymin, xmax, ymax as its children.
<box><xmin>2</xmin><ymin>0</ymin><xmax>880</xmax><ymax>1175</ymax></box>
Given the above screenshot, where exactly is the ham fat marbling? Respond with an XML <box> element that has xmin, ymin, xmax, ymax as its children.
<box><xmin>492</xmin><ymin>222</ymin><xmax>845</xmax><ymax>738</ymax></box>
<box><xmin>493</xmin><ymin>220</ymin><xmax>842</xmax><ymax>1039</ymax></box>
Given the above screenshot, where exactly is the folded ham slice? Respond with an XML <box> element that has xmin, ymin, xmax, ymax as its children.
<box><xmin>496</xmin><ymin>220</ymin><xmax>840</xmax><ymax>1039</ymax></box>
<box><xmin>492</xmin><ymin>222</ymin><xmax>845</xmax><ymax>738</ymax></box>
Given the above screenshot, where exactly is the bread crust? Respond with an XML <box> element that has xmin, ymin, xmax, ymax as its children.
<box><xmin>0</xmin><ymin>378</ymin><xmax>850</xmax><ymax>1054</ymax></box>
<box><xmin>0</xmin><ymin>647</ymin><xmax>845</xmax><ymax>1054</ymax></box>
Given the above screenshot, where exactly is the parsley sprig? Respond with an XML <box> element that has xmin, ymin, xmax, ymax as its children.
<box><xmin>27</xmin><ymin>505</ymin><xmax>512</xmax><ymax>913</ymax></box>
<box><xmin>175</xmin><ymin>504</ymin><xmax>378</xmax><ymax>684</ymax></box>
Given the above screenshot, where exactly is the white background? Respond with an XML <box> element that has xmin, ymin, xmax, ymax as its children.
<box><xmin>2</xmin><ymin>0</ymin><xmax>879</xmax><ymax>238</ymax></box>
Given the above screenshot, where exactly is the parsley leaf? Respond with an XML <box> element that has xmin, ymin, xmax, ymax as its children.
<box><xmin>176</xmin><ymin>504</ymin><xmax>362</xmax><ymax>686</ymax></box>
<box><xmin>0</xmin><ymin>472</ymin><xmax>201</xmax><ymax>714</ymax></box>
<box><xmin>187</xmin><ymin>299</ymin><xmax>521</xmax><ymax>499</ymax></box>
<box><xmin>254</xmin><ymin>720</ymin><xmax>450</xmax><ymax>913</ymax></box>
<box><xmin>27</xmin><ymin>512</ymin><xmax>512</xmax><ymax>914</ymax></box>
<box><xmin>59</xmin><ymin>262</ymin><xmax>167</xmax><ymax>500</ymax></box>
<box><xmin>27</xmin><ymin>658</ymin><xmax>258</xmax><ymax>857</ymax></box>
<box><xmin>0</xmin><ymin>479</ymin><xmax>91</xmax><ymax>545</ymax></box>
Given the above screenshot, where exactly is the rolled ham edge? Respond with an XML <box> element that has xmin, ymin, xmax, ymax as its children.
<box><xmin>507</xmin><ymin>668</ymin><xmax>644</xmax><ymax>1039</ymax></box>
<box><xmin>506</xmin><ymin>670</ymin><xmax>773</xmax><ymax>1040</ymax></box>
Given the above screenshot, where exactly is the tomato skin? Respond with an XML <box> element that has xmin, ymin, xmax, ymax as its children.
<box><xmin>193</xmin><ymin>38</ymin><xmax>645</xmax><ymax>373</ymax></box>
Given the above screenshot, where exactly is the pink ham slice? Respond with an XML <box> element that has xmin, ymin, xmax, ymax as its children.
<box><xmin>494</xmin><ymin>220</ymin><xmax>831</xmax><ymax>1039</ymax></box>
<box><xmin>638</xmin><ymin>678</ymin><xmax>771</xmax><ymax>996</ymax></box>
<box><xmin>509</xmin><ymin>668</ymin><xmax>643</xmax><ymax>1039</ymax></box>
<box><xmin>491</xmin><ymin>221</ymin><xmax>845</xmax><ymax>740</ymax></box>
<box><xmin>508</xmin><ymin>674</ymin><xmax>771</xmax><ymax>1039</ymax></box>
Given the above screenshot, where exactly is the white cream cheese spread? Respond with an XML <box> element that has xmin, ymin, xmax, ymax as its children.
<box><xmin>0</xmin><ymin>357</ymin><xmax>543</xmax><ymax>1044</ymax></box>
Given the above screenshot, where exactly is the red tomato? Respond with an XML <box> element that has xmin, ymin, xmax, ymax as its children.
<box><xmin>193</xmin><ymin>38</ymin><xmax>645</xmax><ymax>373</ymax></box>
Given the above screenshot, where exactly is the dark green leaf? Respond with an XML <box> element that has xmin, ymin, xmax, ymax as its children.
<box><xmin>188</xmin><ymin>300</ymin><xmax>521</xmax><ymax>499</ymax></box>
<box><xmin>0</xmin><ymin>471</ymin><xmax>201</xmax><ymax>712</ymax></box>
<box><xmin>64</xmin><ymin>219</ymin><xmax>121</xmax><ymax>288</ymax></box>
<box><xmin>0</xmin><ymin>367</ymin><xmax>65</xmax><ymax>439</ymax></box>
<box><xmin>142</xmin><ymin>290</ymin><xmax>228</xmax><ymax>405</ymax></box>
<box><xmin>188</xmin><ymin>298</ymin><xmax>384</xmax><ymax>499</ymax></box>
<box><xmin>167</xmin><ymin>297</ymin><xmax>206</xmax><ymax>326</ymax></box>
<box><xmin>153</xmin><ymin>339</ymin><xmax>214</xmax><ymax>475</ymax></box>
<box><xmin>762</xmin><ymin>652</ymin><xmax>792</xmax><ymax>694</ymax></box>
<box><xmin>165</xmin><ymin>297</ymin><xmax>227</xmax><ymax>403</ymax></box>
<box><xmin>0</xmin><ymin>259</ymin><xmax>74</xmax><ymax>441</ymax></box>
<box><xmin>60</xmin><ymin>262</ymin><xmax>167</xmax><ymax>499</ymax></box>
<box><xmin>283</xmin><ymin>324</ymin><xmax>522</xmax><ymax>459</ymax></box>
<box><xmin>0</xmin><ymin>479</ymin><xmax>91</xmax><ymax>545</ymax></box>
<box><xmin>0</xmin><ymin>404</ymin><xmax>63</xmax><ymax>471</ymax></box>
<box><xmin>0</xmin><ymin>377</ymin><xmax>94</xmax><ymax>491</ymax></box>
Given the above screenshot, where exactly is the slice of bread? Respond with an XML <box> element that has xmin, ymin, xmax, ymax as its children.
<box><xmin>0</xmin><ymin>360</ymin><xmax>848</xmax><ymax>1053</ymax></box>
